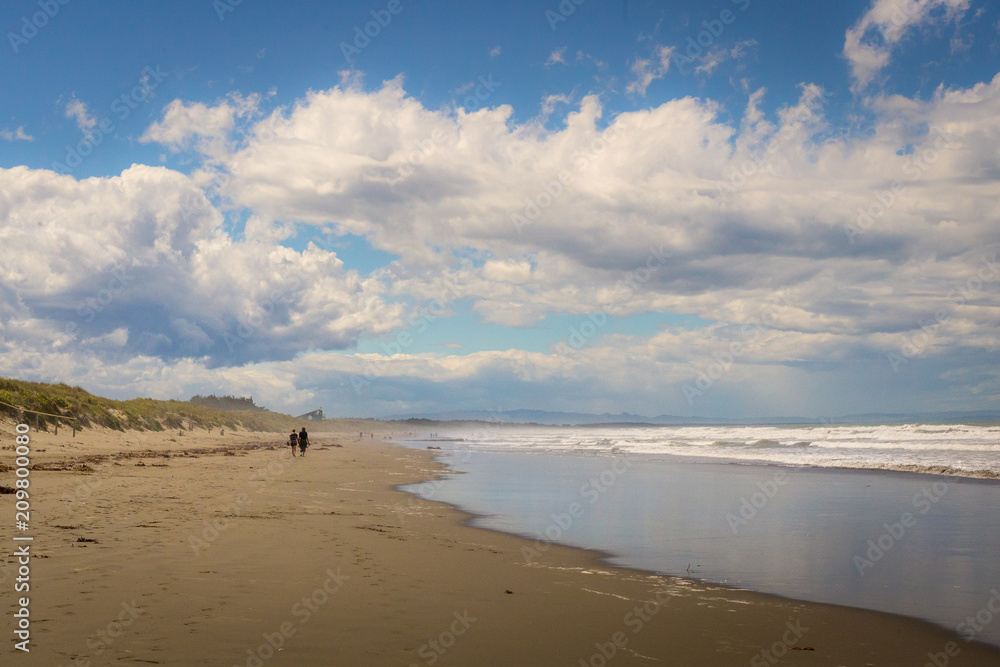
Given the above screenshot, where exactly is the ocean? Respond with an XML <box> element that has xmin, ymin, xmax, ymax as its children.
<box><xmin>424</xmin><ymin>423</ymin><xmax>1000</xmax><ymax>477</ymax></box>
<box><xmin>397</xmin><ymin>423</ymin><xmax>1000</xmax><ymax>647</ymax></box>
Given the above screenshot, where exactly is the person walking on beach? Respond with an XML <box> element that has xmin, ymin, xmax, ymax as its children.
<box><xmin>298</xmin><ymin>427</ymin><xmax>309</xmax><ymax>456</ymax></box>
<box><xmin>288</xmin><ymin>429</ymin><xmax>298</xmax><ymax>457</ymax></box>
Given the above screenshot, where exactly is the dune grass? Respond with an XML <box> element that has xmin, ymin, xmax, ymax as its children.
<box><xmin>0</xmin><ymin>377</ymin><xmax>335</xmax><ymax>433</ymax></box>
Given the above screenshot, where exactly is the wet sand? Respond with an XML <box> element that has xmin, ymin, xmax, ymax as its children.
<box><xmin>406</xmin><ymin>447</ymin><xmax>1000</xmax><ymax>648</ymax></box>
<box><xmin>3</xmin><ymin>423</ymin><xmax>1000</xmax><ymax>665</ymax></box>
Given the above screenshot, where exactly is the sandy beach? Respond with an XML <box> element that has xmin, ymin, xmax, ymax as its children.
<box><xmin>4</xmin><ymin>422</ymin><xmax>1000</xmax><ymax>666</ymax></box>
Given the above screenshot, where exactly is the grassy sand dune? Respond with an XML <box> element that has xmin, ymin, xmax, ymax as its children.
<box><xmin>0</xmin><ymin>377</ymin><xmax>383</xmax><ymax>434</ymax></box>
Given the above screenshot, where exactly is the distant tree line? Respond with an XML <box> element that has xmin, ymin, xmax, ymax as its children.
<box><xmin>189</xmin><ymin>394</ymin><xmax>263</xmax><ymax>411</ymax></box>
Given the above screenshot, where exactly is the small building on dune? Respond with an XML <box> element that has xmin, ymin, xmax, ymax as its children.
<box><xmin>296</xmin><ymin>408</ymin><xmax>324</xmax><ymax>422</ymax></box>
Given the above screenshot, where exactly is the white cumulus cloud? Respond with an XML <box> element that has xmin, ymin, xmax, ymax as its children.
<box><xmin>844</xmin><ymin>0</ymin><xmax>972</xmax><ymax>91</ymax></box>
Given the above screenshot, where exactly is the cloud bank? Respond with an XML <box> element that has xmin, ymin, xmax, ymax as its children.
<box><xmin>3</xmin><ymin>56</ymin><xmax>999</xmax><ymax>416</ymax></box>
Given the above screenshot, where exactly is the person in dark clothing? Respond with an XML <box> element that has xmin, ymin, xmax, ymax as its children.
<box><xmin>288</xmin><ymin>429</ymin><xmax>298</xmax><ymax>456</ymax></box>
<box><xmin>298</xmin><ymin>427</ymin><xmax>309</xmax><ymax>456</ymax></box>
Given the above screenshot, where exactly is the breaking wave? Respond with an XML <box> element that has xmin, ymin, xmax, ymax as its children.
<box><xmin>454</xmin><ymin>423</ymin><xmax>1000</xmax><ymax>479</ymax></box>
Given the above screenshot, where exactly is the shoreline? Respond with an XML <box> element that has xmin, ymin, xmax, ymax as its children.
<box><xmin>4</xmin><ymin>425</ymin><xmax>1000</xmax><ymax>664</ymax></box>
<box><xmin>400</xmin><ymin>443</ymin><xmax>1000</xmax><ymax>662</ymax></box>
<box><xmin>397</xmin><ymin>441</ymin><xmax>1000</xmax><ymax>650</ymax></box>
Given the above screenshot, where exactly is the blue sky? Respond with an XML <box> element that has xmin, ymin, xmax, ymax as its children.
<box><xmin>2</xmin><ymin>0</ymin><xmax>999</xmax><ymax>419</ymax></box>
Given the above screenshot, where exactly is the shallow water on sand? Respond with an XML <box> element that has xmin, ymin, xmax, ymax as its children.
<box><xmin>400</xmin><ymin>446</ymin><xmax>1000</xmax><ymax>647</ymax></box>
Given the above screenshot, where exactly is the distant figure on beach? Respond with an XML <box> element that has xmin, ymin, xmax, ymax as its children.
<box><xmin>289</xmin><ymin>429</ymin><xmax>298</xmax><ymax>456</ymax></box>
<box><xmin>299</xmin><ymin>427</ymin><xmax>309</xmax><ymax>456</ymax></box>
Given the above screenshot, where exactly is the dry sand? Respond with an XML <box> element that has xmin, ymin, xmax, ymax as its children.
<box><xmin>3</xmin><ymin>422</ymin><xmax>1000</xmax><ymax>665</ymax></box>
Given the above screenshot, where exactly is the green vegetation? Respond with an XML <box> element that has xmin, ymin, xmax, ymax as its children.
<box><xmin>190</xmin><ymin>394</ymin><xmax>264</xmax><ymax>411</ymax></box>
<box><xmin>0</xmin><ymin>377</ymin><xmax>324</xmax><ymax>433</ymax></box>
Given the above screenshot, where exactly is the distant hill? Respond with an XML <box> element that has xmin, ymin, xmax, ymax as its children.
<box><xmin>836</xmin><ymin>410</ymin><xmax>1000</xmax><ymax>425</ymax></box>
<box><xmin>385</xmin><ymin>409</ymin><xmax>799</xmax><ymax>426</ymax></box>
<box><xmin>386</xmin><ymin>408</ymin><xmax>1000</xmax><ymax>427</ymax></box>
<box><xmin>386</xmin><ymin>409</ymin><xmax>659</xmax><ymax>425</ymax></box>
